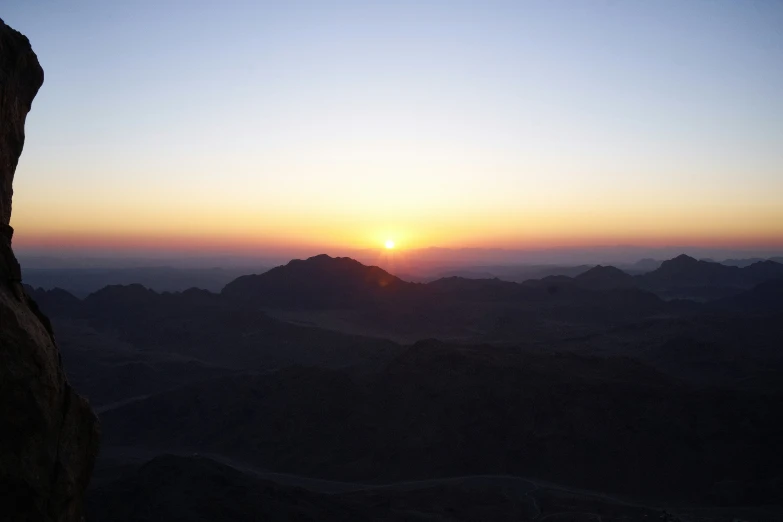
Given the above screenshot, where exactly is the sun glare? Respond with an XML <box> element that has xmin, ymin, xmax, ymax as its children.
<box><xmin>385</xmin><ymin>239</ymin><xmax>395</xmax><ymax>249</ymax></box>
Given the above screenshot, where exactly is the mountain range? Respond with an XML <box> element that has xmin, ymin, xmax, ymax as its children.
<box><xmin>24</xmin><ymin>252</ymin><xmax>783</xmax><ymax>520</ymax></box>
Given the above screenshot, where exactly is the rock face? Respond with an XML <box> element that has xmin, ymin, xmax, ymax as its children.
<box><xmin>0</xmin><ymin>18</ymin><xmax>99</xmax><ymax>522</ymax></box>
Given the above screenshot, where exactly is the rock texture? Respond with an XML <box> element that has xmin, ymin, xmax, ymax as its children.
<box><xmin>0</xmin><ymin>18</ymin><xmax>99</xmax><ymax>522</ymax></box>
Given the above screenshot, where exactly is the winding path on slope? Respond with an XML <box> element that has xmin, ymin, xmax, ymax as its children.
<box><xmin>99</xmin><ymin>445</ymin><xmax>672</xmax><ymax>520</ymax></box>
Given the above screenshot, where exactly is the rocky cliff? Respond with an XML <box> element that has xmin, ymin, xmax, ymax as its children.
<box><xmin>0</xmin><ymin>18</ymin><xmax>99</xmax><ymax>522</ymax></box>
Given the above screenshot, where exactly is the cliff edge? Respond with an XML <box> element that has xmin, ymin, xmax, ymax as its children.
<box><xmin>0</xmin><ymin>18</ymin><xmax>99</xmax><ymax>522</ymax></box>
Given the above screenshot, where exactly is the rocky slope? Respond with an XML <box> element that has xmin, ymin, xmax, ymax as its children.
<box><xmin>0</xmin><ymin>18</ymin><xmax>99</xmax><ymax>522</ymax></box>
<box><xmin>99</xmin><ymin>340</ymin><xmax>783</xmax><ymax>505</ymax></box>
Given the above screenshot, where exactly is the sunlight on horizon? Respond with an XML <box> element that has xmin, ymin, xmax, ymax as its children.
<box><xmin>3</xmin><ymin>1</ymin><xmax>783</xmax><ymax>255</ymax></box>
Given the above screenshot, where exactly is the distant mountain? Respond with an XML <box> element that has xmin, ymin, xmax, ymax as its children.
<box><xmin>574</xmin><ymin>265</ymin><xmax>636</xmax><ymax>290</ymax></box>
<box><xmin>23</xmin><ymin>266</ymin><xmax>256</xmax><ymax>297</ymax></box>
<box><xmin>31</xmin><ymin>284</ymin><xmax>402</xmax><ymax>382</ymax></box>
<box><xmin>636</xmin><ymin>254</ymin><xmax>783</xmax><ymax>300</ymax></box>
<box><xmin>433</xmin><ymin>269</ymin><xmax>500</xmax><ymax>280</ymax></box>
<box><xmin>426</xmin><ymin>276</ymin><xmax>525</xmax><ymax>300</ymax></box>
<box><xmin>631</xmin><ymin>258</ymin><xmax>662</xmax><ymax>271</ymax></box>
<box><xmin>25</xmin><ymin>286</ymin><xmax>83</xmax><ymax>317</ymax></box>
<box><xmin>222</xmin><ymin>253</ymin><xmax>783</xmax><ymax>312</ymax></box>
<box><xmin>222</xmin><ymin>254</ymin><xmax>415</xmax><ymax>308</ymax></box>
<box><xmin>34</xmin><ymin>253</ymin><xmax>783</xmax><ymax>354</ymax></box>
<box><xmin>744</xmin><ymin>260</ymin><xmax>783</xmax><ymax>281</ymax></box>
<box><xmin>223</xmin><ymin>254</ymin><xmax>666</xmax><ymax>311</ymax></box>
<box><xmin>502</xmin><ymin>264</ymin><xmax>593</xmax><ymax>282</ymax></box>
<box><xmin>24</xmin><ymin>253</ymin><xmax>783</xmax><ymax>515</ymax></box>
<box><xmin>721</xmin><ymin>257</ymin><xmax>767</xmax><ymax>268</ymax></box>
<box><xmin>31</xmin><ymin>258</ymin><xmax>678</xmax><ymax>367</ymax></box>
<box><xmin>217</xmin><ymin>255</ymin><xmax>681</xmax><ymax>342</ymax></box>
<box><xmin>643</xmin><ymin>254</ymin><xmax>728</xmax><ymax>286</ymax></box>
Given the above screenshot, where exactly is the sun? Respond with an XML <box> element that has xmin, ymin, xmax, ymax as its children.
<box><xmin>385</xmin><ymin>239</ymin><xmax>395</xmax><ymax>249</ymax></box>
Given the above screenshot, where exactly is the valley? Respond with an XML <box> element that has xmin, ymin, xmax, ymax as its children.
<box><xmin>28</xmin><ymin>253</ymin><xmax>783</xmax><ymax>521</ymax></box>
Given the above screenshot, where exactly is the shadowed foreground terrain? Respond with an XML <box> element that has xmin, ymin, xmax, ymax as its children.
<box><xmin>26</xmin><ymin>253</ymin><xmax>783</xmax><ymax>521</ymax></box>
<box><xmin>89</xmin><ymin>453</ymin><xmax>671</xmax><ymax>522</ymax></box>
<box><xmin>96</xmin><ymin>341</ymin><xmax>783</xmax><ymax>505</ymax></box>
<box><xmin>5</xmin><ymin>9</ymin><xmax>783</xmax><ymax>521</ymax></box>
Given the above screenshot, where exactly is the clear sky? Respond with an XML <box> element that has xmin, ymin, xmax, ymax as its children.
<box><xmin>4</xmin><ymin>0</ymin><xmax>783</xmax><ymax>257</ymax></box>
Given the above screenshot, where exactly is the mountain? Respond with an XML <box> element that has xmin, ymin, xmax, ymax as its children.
<box><xmin>31</xmin><ymin>284</ymin><xmax>402</xmax><ymax>379</ymax></box>
<box><xmin>222</xmin><ymin>254</ymin><xmax>415</xmax><ymax>308</ymax></box>
<box><xmin>643</xmin><ymin>254</ymin><xmax>730</xmax><ymax>286</ymax></box>
<box><xmin>630</xmin><ymin>258</ymin><xmax>662</xmax><ymax>272</ymax></box>
<box><xmin>24</xmin><ymin>286</ymin><xmax>237</xmax><ymax>408</ymax></box>
<box><xmin>744</xmin><ymin>259</ymin><xmax>783</xmax><ymax>282</ymax></box>
<box><xmin>98</xmin><ymin>340</ymin><xmax>783</xmax><ymax>506</ymax></box>
<box><xmin>217</xmin><ymin>255</ymin><xmax>681</xmax><ymax>342</ymax></box>
<box><xmin>23</xmin><ymin>266</ymin><xmax>256</xmax><ymax>297</ymax></box>
<box><xmin>34</xmin><ymin>254</ymin><xmax>779</xmax><ymax>380</ymax></box>
<box><xmin>52</xmin><ymin>318</ymin><xmax>235</xmax><ymax>410</ymax></box>
<box><xmin>721</xmin><ymin>257</ymin><xmax>767</xmax><ymax>268</ymax></box>
<box><xmin>24</xmin><ymin>251</ymin><xmax>783</xmax><ymax>516</ymax></box>
<box><xmin>427</xmin><ymin>275</ymin><xmax>532</xmax><ymax>300</ymax></box>
<box><xmin>637</xmin><ymin>254</ymin><xmax>783</xmax><ymax>300</ymax></box>
<box><xmin>25</xmin><ymin>285</ymin><xmax>83</xmax><ymax>316</ymax></box>
<box><xmin>574</xmin><ymin>265</ymin><xmax>636</xmax><ymax>290</ymax></box>
<box><xmin>426</xmin><ymin>263</ymin><xmax>593</xmax><ymax>283</ymax></box>
<box><xmin>496</xmin><ymin>263</ymin><xmax>593</xmax><ymax>282</ymax></box>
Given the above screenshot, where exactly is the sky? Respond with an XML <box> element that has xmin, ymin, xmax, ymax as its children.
<box><xmin>4</xmin><ymin>0</ymin><xmax>783</xmax><ymax>260</ymax></box>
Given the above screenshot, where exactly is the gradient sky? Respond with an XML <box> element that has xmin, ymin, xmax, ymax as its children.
<box><xmin>4</xmin><ymin>0</ymin><xmax>783</xmax><ymax>256</ymax></box>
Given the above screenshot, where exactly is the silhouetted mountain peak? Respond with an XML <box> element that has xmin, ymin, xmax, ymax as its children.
<box><xmin>578</xmin><ymin>265</ymin><xmax>629</xmax><ymax>278</ymax></box>
<box><xmin>87</xmin><ymin>283</ymin><xmax>157</xmax><ymax>301</ymax></box>
<box><xmin>743</xmin><ymin>260</ymin><xmax>783</xmax><ymax>281</ymax></box>
<box><xmin>288</xmin><ymin>253</ymin><xmax>356</xmax><ymax>269</ymax></box>
<box><xmin>638</xmin><ymin>254</ymin><xmax>783</xmax><ymax>299</ymax></box>
<box><xmin>269</xmin><ymin>255</ymin><xmax>400</xmax><ymax>286</ymax></box>
<box><xmin>222</xmin><ymin>255</ymin><xmax>409</xmax><ymax>308</ymax></box>
<box><xmin>668</xmin><ymin>254</ymin><xmax>699</xmax><ymax>266</ymax></box>
<box><xmin>633</xmin><ymin>258</ymin><xmax>661</xmax><ymax>268</ymax></box>
<box><xmin>650</xmin><ymin>255</ymin><xmax>720</xmax><ymax>279</ymax></box>
<box><xmin>29</xmin><ymin>286</ymin><xmax>81</xmax><ymax>301</ymax></box>
<box><xmin>748</xmin><ymin>259</ymin><xmax>783</xmax><ymax>270</ymax></box>
<box><xmin>575</xmin><ymin>265</ymin><xmax>635</xmax><ymax>290</ymax></box>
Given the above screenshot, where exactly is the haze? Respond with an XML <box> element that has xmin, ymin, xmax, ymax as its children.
<box><xmin>4</xmin><ymin>1</ymin><xmax>783</xmax><ymax>259</ymax></box>
<box><xmin>4</xmin><ymin>8</ymin><xmax>783</xmax><ymax>520</ymax></box>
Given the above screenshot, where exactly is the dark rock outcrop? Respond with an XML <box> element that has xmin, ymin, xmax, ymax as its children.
<box><xmin>0</xmin><ymin>18</ymin><xmax>99</xmax><ymax>522</ymax></box>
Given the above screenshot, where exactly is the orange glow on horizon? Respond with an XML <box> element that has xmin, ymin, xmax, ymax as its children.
<box><xmin>10</xmin><ymin>226</ymin><xmax>783</xmax><ymax>256</ymax></box>
<box><xmin>10</xmin><ymin>170</ymin><xmax>783</xmax><ymax>256</ymax></box>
